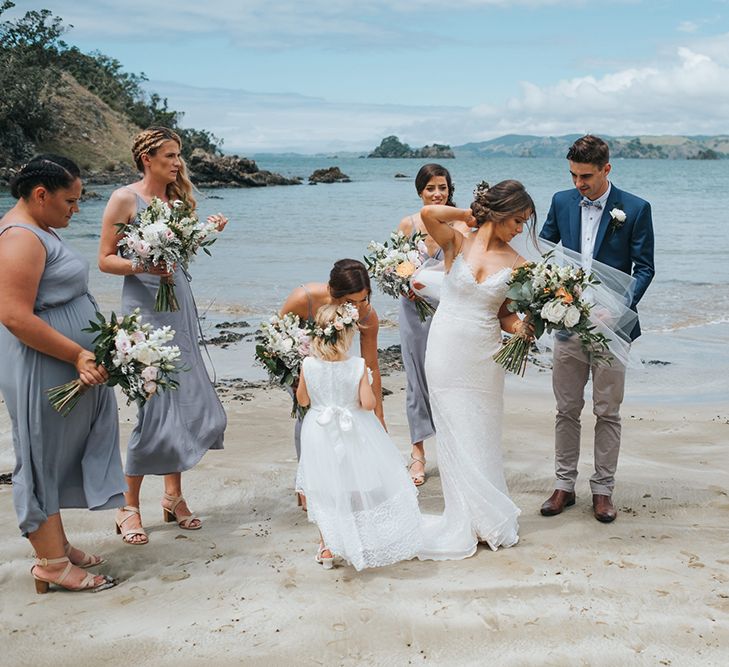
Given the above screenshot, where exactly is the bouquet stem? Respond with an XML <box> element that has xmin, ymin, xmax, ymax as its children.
<box><xmin>155</xmin><ymin>277</ymin><xmax>179</xmax><ymax>312</ymax></box>
<box><xmin>493</xmin><ymin>334</ymin><xmax>531</xmax><ymax>376</ymax></box>
<box><xmin>47</xmin><ymin>379</ymin><xmax>88</xmax><ymax>417</ymax></box>
<box><xmin>414</xmin><ymin>296</ymin><xmax>436</xmax><ymax>322</ymax></box>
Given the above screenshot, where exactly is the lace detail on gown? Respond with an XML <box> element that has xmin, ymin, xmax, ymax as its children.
<box><xmin>419</xmin><ymin>254</ymin><xmax>520</xmax><ymax>560</ymax></box>
<box><xmin>296</xmin><ymin>356</ymin><xmax>423</xmax><ymax>570</ymax></box>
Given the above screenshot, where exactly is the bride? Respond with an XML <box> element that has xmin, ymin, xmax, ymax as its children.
<box><xmin>417</xmin><ymin>180</ymin><xmax>536</xmax><ymax>560</ymax></box>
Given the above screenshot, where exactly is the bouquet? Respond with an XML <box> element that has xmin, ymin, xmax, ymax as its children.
<box><xmin>47</xmin><ymin>309</ymin><xmax>181</xmax><ymax>416</ymax></box>
<box><xmin>364</xmin><ymin>231</ymin><xmax>436</xmax><ymax>321</ymax></box>
<box><xmin>117</xmin><ymin>197</ymin><xmax>218</xmax><ymax>311</ymax></box>
<box><xmin>254</xmin><ymin>312</ymin><xmax>312</xmax><ymax>418</ymax></box>
<box><xmin>494</xmin><ymin>253</ymin><xmax>611</xmax><ymax>375</ymax></box>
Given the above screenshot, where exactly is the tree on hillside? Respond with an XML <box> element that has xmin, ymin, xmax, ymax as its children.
<box><xmin>0</xmin><ymin>1</ymin><xmax>222</xmax><ymax>168</ymax></box>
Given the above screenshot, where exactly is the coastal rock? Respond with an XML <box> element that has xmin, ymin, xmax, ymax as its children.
<box><xmin>308</xmin><ymin>166</ymin><xmax>351</xmax><ymax>184</ymax></box>
<box><xmin>394</xmin><ymin>173</ymin><xmax>409</xmax><ymax>178</ymax></box>
<box><xmin>84</xmin><ymin>161</ymin><xmax>138</xmax><ymax>185</ymax></box>
<box><xmin>368</xmin><ymin>135</ymin><xmax>454</xmax><ymax>159</ymax></box>
<box><xmin>378</xmin><ymin>344</ymin><xmax>404</xmax><ymax>376</ymax></box>
<box><xmin>188</xmin><ymin>149</ymin><xmax>302</xmax><ymax>188</ymax></box>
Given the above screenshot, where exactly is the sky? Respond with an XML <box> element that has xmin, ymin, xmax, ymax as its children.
<box><xmin>7</xmin><ymin>0</ymin><xmax>729</xmax><ymax>153</ymax></box>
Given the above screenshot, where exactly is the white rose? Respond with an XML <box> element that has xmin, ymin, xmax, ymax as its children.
<box><xmin>540</xmin><ymin>299</ymin><xmax>568</xmax><ymax>324</ymax></box>
<box><xmin>610</xmin><ymin>208</ymin><xmax>626</xmax><ymax>222</ymax></box>
<box><xmin>563</xmin><ymin>306</ymin><xmax>581</xmax><ymax>328</ymax></box>
<box><xmin>134</xmin><ymin>345</ymin><xmax>161</xmax><ymax>366</ymax></box>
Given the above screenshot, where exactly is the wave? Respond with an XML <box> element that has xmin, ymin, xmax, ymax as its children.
<box><xmin>645</xmin><ymin>315</ymin><xmax>729</xmax><ymax>333</ymax></box>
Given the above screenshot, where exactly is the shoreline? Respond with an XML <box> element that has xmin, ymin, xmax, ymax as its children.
<box><xmin>1</xmin><ymin>368</ymin><xmax>727</xmax><ymax>665</ymax></box>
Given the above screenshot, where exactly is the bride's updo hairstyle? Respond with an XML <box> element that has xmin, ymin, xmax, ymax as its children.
<box><xmin>311</xmin><ymin>303</ymin><xmax>358</xmax><ymax>360</ymax></box>
<box><xmin>470</xmin><ymin>180</ymin><xmax>536</xmax><ymax>227</ymax></box>
<box><xmin>415</xmin><ymin>163</ymin><xmax>456</xmax><ymax>207</ymax></box>
<box><xmin>132</xmin><ymin>126</ymin><xmax>196</xmax><ymax>209</ymax></box>
<box><xmin>328</xmin><ymin>259</ymin><xmax>371</xmax><ymax>300</ymax></box>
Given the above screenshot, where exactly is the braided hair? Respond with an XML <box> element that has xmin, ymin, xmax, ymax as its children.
<box><xmin>10</xmin><ymin>154</ymin><xmax>81</xmax><ymax>200</ymax></box>
<box><xmin>132</xmin><ymin>126</ymin><xmax>196</xmax><ymax>209</ymax></box>
<box><xmin>415</xmin><ymin>163</ymin><xmax>456</xmax><ymax>206</ymax></box>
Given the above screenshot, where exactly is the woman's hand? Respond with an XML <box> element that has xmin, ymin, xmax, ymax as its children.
<box><xmin>75</xmin><ymin>350</ymin><xmax>109</xmax><ymax>386</ymax></box>
<box><xmin>145</xmin><ymin>262</ymin><xmax>174</xmax><ymax>277</ymax></box>
<box><xmin>513</xmin><ymin>319</ymin><xmax>534</xmax><ymax>340</ymax></box>
<box><xmin>208</xmin><ymin>213</ymin><xmax>229</xmax><ymax>232</ymax></box>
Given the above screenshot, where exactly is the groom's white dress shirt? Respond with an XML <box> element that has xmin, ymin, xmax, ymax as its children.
<box><xmin>580</xmin><ymin>182</ymin><xmax>611</xmax><ymax>271</ymax></box>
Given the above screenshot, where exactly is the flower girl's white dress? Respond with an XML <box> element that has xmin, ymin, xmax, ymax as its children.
<box><xmin>296</xmin><ymin>356</ymin><xmax>423</xmax><ymax>570</ymax></box>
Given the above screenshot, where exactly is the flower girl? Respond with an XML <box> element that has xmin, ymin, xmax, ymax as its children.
<box><xmin>295</xmin><ymin>303</ymin><xmax>423</xmax><ymax>570</ymax></box>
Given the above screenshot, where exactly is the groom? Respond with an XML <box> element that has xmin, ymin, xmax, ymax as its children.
<box><xmin>539</xmin><ymin>135</ymin><xmax>655</xmax><ymax>523</ymax></box>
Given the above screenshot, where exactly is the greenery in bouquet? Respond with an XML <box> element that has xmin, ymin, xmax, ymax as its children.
<box><xmin>47</xmin><ymin>309</ymin><xmax>182</xmax><ymax>416</ymax></box>
<box><xmin>254</xmin><ymin>312</ymin><xmax>312</xmax><ymax>418</ymax></box>
<box><xmin>364</xmin><ymin>230</ymin><xmax>435</xmax><ymax>322</ymax></box>
<box><xmin>116</xmin><ymin>197</ymin><xmax>218</xmax><ymax>311</ymax></box>
<box><xmin>494</xmin><ymin>253</ymin><xmax>611</xmax><ymax>375</ymax></box>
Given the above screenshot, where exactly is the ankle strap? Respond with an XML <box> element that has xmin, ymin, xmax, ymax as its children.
<box><xmin>34</xmin><ymin>556</ymin><xmax>70</xmax><ymax>566</ymax></box>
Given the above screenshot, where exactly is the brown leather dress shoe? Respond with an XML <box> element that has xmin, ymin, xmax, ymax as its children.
<box><xmin>592</xmin><ymin>494</ymin><xmax>617</xmax><ymax>523</ymax></box>
<box><xmin>540</xmin><ymin>489</ymin><xmax>576</xmax><ymax>516</ymax></box>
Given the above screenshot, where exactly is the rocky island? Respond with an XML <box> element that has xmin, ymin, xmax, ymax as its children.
<box><xmin>368</xmin><ymin>136</ymin><xmax>455</xmax><ymax>159</ymax></box>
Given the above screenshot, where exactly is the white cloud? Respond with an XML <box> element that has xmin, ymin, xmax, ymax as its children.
<box><xmin>157</xmin><ymin>40</ymin><xmax>729</xmax><ymax>152</ymax></box>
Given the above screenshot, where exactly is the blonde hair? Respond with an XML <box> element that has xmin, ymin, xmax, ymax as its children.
<box><xmin>132</xmin><ymin>126</ymin><xmax>197</xmax><ymax>209</ymax></box>
<box><xmin>310</xmin><ymin>304</ymin><xmax>357</xmax><ymax>360</ymax></box>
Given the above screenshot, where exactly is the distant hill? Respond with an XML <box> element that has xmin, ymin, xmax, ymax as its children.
<box><xmin>454</xmin><ymin>134</ymin><xmax>729</xmax><ymax>159</ymax></box>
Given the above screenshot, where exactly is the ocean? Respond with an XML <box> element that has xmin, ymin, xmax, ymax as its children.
<box><xmin>1</xmin><ymin>156</ymin><xmax>728</xmax><ymax>402</ymax></box>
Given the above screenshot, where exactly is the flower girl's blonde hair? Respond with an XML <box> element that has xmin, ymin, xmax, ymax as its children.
<box><xmin>310</xmin><ymin>303</ymin><xmax>359</xmax><ymax>360</ymax></box>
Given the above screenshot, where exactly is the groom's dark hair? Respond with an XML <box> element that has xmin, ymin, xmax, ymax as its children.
<box><xmin>566</xmin><ymin>135</ymin><xmax>610</xmax><ymax>168</ymax></box>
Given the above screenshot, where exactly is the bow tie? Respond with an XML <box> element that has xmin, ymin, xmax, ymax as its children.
<box><xmin>580</xmin><ymin>198</ymin><xmax>603</xmax><ymax>210</ymax></box>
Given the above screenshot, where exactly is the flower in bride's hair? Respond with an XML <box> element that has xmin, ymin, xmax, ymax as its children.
<box><xmin>473</xmin><ymin>180</ymin><xmax>490</xmax><ymax>199</ymax></box>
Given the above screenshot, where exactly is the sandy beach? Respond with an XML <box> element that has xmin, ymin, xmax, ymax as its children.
<box><xmin>1</xmin><ymin>348</ymin><xmax>727</xmax><ymax>667</ymax></box>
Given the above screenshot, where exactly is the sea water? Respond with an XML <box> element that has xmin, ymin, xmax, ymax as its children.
<box><xmin>1</xmin><ymin>156</ymin><xmax>727</xmax><ymax>401</ymax></box>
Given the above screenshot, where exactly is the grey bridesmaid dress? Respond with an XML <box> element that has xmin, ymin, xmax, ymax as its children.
<box><xmin>121</xmin><ymin>192</ymin><xmax>226</xmax><ymax>476</ymax></box>
<box><xmin>398</xmin><ymin>219</ymin><xmax>441</xmax><ymax>445</ymax></box>
<box><xmin>0</xmin><ymin>224</ymin><xmax>126</xmax><ymax>536</ymax></box>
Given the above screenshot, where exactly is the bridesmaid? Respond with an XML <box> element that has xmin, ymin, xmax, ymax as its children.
<box><xmin>280</xmin><ymin>259</ymin><xmax>385</xmax><ymax>483</ymax></box>
<box><xmin>98</xmin><ymin>127</ymin><xmax>228</xmax><ymax>545</ymax></box>
<box><xmin>396</xmin><ymin>164</ymin><xmax>461</xmax><ymax>486</ymax></box>
<box><xmin>0</xmin><ymin>155</ymin><xmax>125</xmax><ymax>593</ymax></box>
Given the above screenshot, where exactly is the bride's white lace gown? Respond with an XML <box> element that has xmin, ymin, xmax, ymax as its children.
<box><xmin>419</xmin><ymin>253</ymin><xmax>520</xmax><ymax>560</ymax></box>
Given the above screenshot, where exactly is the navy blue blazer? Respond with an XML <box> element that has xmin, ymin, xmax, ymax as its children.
<box><xmin>539</xmin><ymin>184</ymin><xmax>655</xmax><ymax>340</ymax></box>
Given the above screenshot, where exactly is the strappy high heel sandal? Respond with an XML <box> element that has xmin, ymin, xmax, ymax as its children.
<box><xmin>31</xmin><ymin>556</ymin><xmax>116</xmax><ymax>594</ymax></box>
<box><xmin>408</xmin><ymin>454</ymin><xmax>426</xmax><ymax>487</ymax></box>
<box><xmin>315</xmin><ymin>543</ymin><xmax>334</xmax><ymax>570</ymax></box>
<box><xmin>64</xmin><ymin>542</ymin><xmax>104</xmax><ymax>568</ymax></box>
<box><xmin>162</xmin><ymin>493</ymin><xmax>202</xmax><ymax>530</ymax></box>
<box><xmin>115</xmin><ymin>506</ymin><xmax>149</xmax><ymax>545</ymax></box>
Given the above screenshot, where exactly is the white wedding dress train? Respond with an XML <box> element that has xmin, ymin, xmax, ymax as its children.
<box><xmin>418</xmin><ymin>253</ymin><xmax>520</xmax><ymax>560</ymax></box>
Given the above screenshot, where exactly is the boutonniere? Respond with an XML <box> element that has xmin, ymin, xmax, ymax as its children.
<box><xmin>609</xmin><ymin>206</ymin><xmax>626</xmax><ymax>234</ymax></box>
